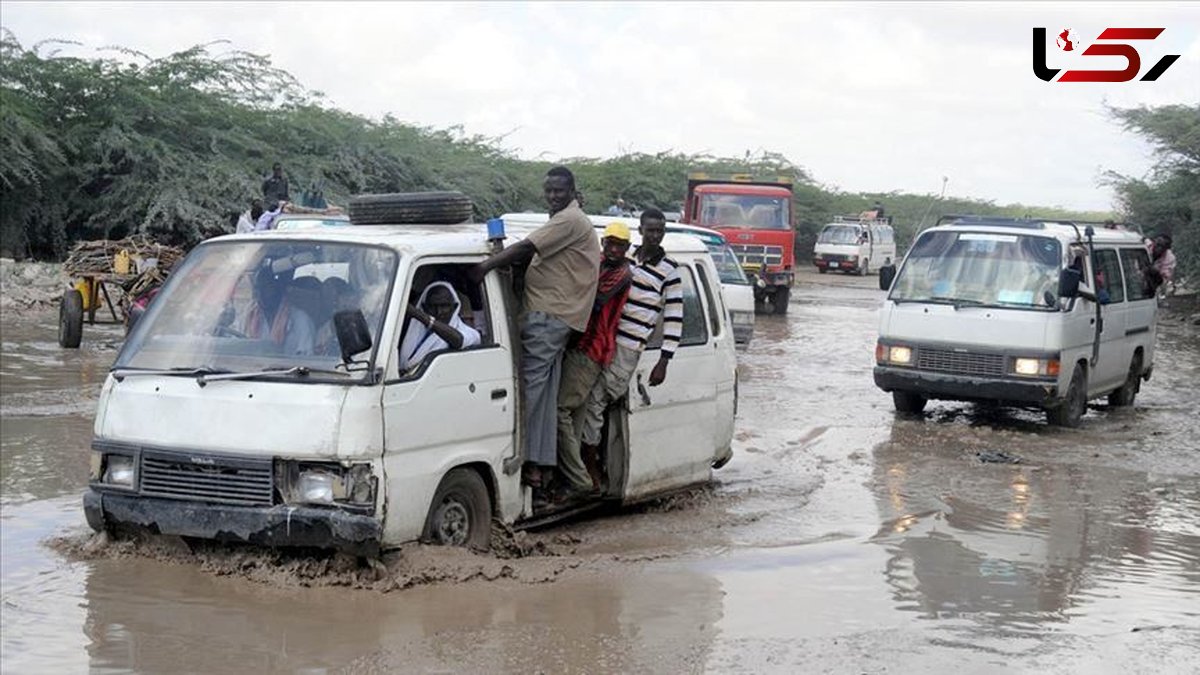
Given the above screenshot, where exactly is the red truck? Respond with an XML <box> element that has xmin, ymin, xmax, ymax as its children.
<box><xmin>681</xmin><ymin>173</ymin><xmax>795</xmax><ymax>314</ymax></box>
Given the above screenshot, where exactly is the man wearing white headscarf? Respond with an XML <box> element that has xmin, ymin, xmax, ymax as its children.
<box><xmin>400</xmin><ymin>281</ymin><xmax>481</xmax><ymax>371</ymax></box>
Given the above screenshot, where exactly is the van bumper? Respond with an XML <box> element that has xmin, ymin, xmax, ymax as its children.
<box><xmin>874</xmin><ymin>366</ymin><xmax>1058</xmax><ymax>405</ymax></box>
<box><xmin>83</xmin><ymin>489</ymin><xmax>382</xmax><ymax>556</ymax></box>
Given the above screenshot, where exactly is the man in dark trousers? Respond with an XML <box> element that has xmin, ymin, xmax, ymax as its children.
<box><xmin>262</xmin><ymin>163</ymin><xmax>289</xmax><ymax>210</ymax></box>
<box><xmin>469</xmin><ymin>166</ymin><xmax>600</xmax><ymax>489</ymax></box>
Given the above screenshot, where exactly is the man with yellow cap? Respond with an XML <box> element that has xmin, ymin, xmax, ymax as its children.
<box><xmin>554</xmin><ymin>221</ymin><xmax>633</xmax><ymax>500</ymax></box>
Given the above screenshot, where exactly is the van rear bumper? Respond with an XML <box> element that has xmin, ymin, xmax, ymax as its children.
<box><xmin>874</xmin><ymin>366</ymin><xmax>1058</xmax><ymax>405</ymax></box>
<box><xmin>84</xmin><ymin>490</ymin><xmax>381</xmax><ymax>556</ymax></box>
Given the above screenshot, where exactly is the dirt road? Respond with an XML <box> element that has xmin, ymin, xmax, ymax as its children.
<box><xmin>2</xmin><ymin>269</ymin><xmax>1198</xmax><ymax>673</ymax></box>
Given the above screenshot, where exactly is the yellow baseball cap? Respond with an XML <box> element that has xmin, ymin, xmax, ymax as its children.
<box><xmin>603</xmin><ymin>221</ymin><xmax>631</xmax><ymax>242</ymax></box>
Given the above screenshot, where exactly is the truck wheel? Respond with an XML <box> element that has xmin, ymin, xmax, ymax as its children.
<box><xmin>1107</xmin><ymin>353</ymin><xmax>1142</xmax><ymax>407</ymax></box>
<box><xmin>892</xmin><ymin>390</ymin><xmax>927</xmax><ymax>415</ymax></box>
<box><xmin>59</xmin><ymin>289</ymin><xmax>84</xmax><ymax>348</ymax></box>
<box><xmin>349</xmin><ymin>191</ymin><xmax>474</xmax><ymax>225</ymax></box>
<box><xmin>422</xmin><ymin>468</ymin><xmax>491</xmax><ymax>550</ymax></box>
<box><xmin>1047</xmin><ymin>364</ymin><xmax>1087</xmax><ymax>427</ymax></box>
<box><xmin>772</xmin><ymin>287</ymin><xmax>790</xmax><ymax>314</ymax></box>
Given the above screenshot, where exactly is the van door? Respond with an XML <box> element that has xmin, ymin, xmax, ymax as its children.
<box><xmin>379</xmin><ymin>261</ymin><xmax>517</xmax><ymax>544</ymax></box>
<box><xmin>1119</xmin><ymin>246</ymin><xmax>1157</xmax><ymax>369</ymax></box>
<box><xmin>624</xmin><ymin>260</ymin><xmax>717</xmax><ymax>499</ymax></box>
<box><xmin>1090</xmin><ymin>248</ymin><xmax>1129</xmax><ymax>391</ymax></box>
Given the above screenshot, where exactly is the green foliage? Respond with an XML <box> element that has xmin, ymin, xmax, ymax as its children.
<box><xmin>0</xmin><ymin>33</ymin><xmax>1128</xmax><ymax>265</ymax></box>
<box><xmin>1105</xmin><ymin>103</ymin><xmax>1199</xmax><ymax>281</ymax></box>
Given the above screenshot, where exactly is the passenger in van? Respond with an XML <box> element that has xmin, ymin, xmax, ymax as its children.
<box><xmin>556</xmin><ymin>221</ymin><xmax>633</xmax><ymax>497</ymax></box>
<box><xmin>241</xmin><ymin>266</ymin><xmax>317</xmax><ymax>355</ymax></box>
<box><xmin>399</xmin><ymin>281</ymin><xmax>481</xmax><ymax>371</ymax></box>
<box><xmin>579</xmin><ymin>209</ymin><xmax>681</xmax><ymax>460</ymax></box>
<box><xmin>314</xmin><ymin>277</ymin><xmax>358</xmax><ymax>356</ymax></box>
<box><xmin>468</xmin><ymin>166</ymin><xmax>600</xmax><ymax>489</ymax></box>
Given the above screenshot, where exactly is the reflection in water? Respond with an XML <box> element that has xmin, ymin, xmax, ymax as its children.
<box><xmin>871</xmin><ymin>422</ymin><xmax>1200</xmax><ymax>631</ymax></box>
<box><xmin>76</xmin><ymin>559</ymin><xmax>724</xmax><ymax>673</ymax></box>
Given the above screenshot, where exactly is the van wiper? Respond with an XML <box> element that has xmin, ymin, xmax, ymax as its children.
<box><xmin>196</xmin><ymin>365</ymin><xmax>351</xmax><ymax>387</ymax></box>
<box><xmin>111</xmin><ymin>366</ymin><xmax>229</xmax><ymax>382</ymax></box>
<box><xmin>929</xmin><ymin>296</ymin><xmax>987</xmax><ymax>310</ymax></box>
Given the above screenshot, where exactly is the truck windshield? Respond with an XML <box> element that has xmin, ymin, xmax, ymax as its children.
<box><xmin>699</xmin><ymin>194</ymin><xmax>790</xmax><ymax>230</ymax></box>
<box><xmin>708</xmin><ymin>243</ymin><xmax>751</xmax><ymax>285</ymax></box>
<box><xmin>818</xmin><ymin>225</ymin><xmax>862</xmax><ymax>245</ymax></box>
<box><xmin>889</xmin><ymin>231</ymin><xmax>1062</xmax><ymax>310</ymax></box>
<box><xmin>115</xmin><ymin>240</ymin><xmax>398</xmax><ymax>381</ymax></box>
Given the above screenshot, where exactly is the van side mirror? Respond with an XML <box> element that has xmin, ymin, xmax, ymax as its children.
<box><xmin>879</xmin><ymin>264</ymin><xmax>897</xmax><ymax>291</ymax></box>
<box><xmin>1058</xmin><ymin>267</ymin><xmax>1082</xmax><ymax>298</ymax></box>
<box><xmin>333</xmin><ymin>309</ymin><xmax>373</xmax><ymax>362</ymax></box>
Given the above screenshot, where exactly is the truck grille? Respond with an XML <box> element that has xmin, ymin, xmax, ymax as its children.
<box><xmin>916</xmin><ymin>348</ymin><xmax>1006</xmax><ymax>377</ymax></box>
<box><xmin>139</xmin><ymin>450</ymin><xmax>274</xmax><ymax>506</ymax></box>
<box><xmin>731</xmin><ymin>244</ymin><xmax>784</xmax><ymax>266</ymax></box>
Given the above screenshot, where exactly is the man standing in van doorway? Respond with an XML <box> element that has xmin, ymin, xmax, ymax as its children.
<box><xmin>556</xmin><ymin>222</ymin><xmax>633</xmax><ymax>497</ymax></box>
<box><xmin>578</xmin><ymin>208</ymin><xmax>682</xmax><ymax>464</ymax></box>
<box><xmin>468</xmin><ymin>167</ymin><xmax>600</xmax><ymax>489</ymax></box>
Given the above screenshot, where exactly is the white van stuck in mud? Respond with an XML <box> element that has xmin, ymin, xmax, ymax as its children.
<box><xmin>874</xmin><ymin>216</ymin><xmax>1158</xmax><ymax>427</ymax></box>
<box><xmin>84</xmin><ymin>197</ymin><xmax>736</xmax><ymax>555</ymax></box>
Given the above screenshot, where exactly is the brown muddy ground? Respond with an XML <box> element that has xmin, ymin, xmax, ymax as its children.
<box><xmin>2</xmin><ymin>269</ymin><xmax>1199</xmax><ymax>673</ymax></box>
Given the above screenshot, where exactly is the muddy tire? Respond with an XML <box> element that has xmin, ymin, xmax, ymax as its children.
<box><xmin>348</xmin><ymin>191</ymin><xmax>474</xmax><ymax>225</ymax></box>
<box><xmin>772</xmin><ymin>287</ymin><xmax>790</xmax><ymax>314</ymax></box>
<box><xmin>1048</xmin><ymin>364</ymin><xmax>1087</xmax><ymax>427</ymax></box>
<box><xmin>892</xmin><ymin>390</ymin><xmax>927</xmax><ymax>415</ymax></box>
<box><xmin>59</xmin><ymin>289</ymin><xmax>84</xmax><ymax>348</ymax></box>
<box><xmin>1107</xmin><ymin>353</ymin><xmax>1142</xmax><ymax>407</ymax></box>
<box><xmin>422</xmin><ymin>468</ymin><xmax>491</xmax><ymax>550</ymax></box>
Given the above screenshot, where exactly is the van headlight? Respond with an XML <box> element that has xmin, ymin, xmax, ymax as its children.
<box><xmin>876</xmin><ymin>341</ymin><xmax>914</xmax><ymax>366</ymax></box>
<box><xmin>1011</xmin><ymin>357</ymin><xmax>1060</xmax><ymax>377</ymax></box>
<box><xmin>99</xmin><ymin>453</ymin><xmax>135</xmax><ymax>487</ymax></box>
<box><xmin>278</xmin><ymin>462</ymin><xmax>376</xmax><ymax>509</ymax></box>
<box><xmin>731</xmin><ymin>310</ymin><xmax>755</xmax><ymax>327</ymax></box>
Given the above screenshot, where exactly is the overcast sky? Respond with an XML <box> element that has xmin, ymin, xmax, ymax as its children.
<box><xmin>3</xmin><ymin>1</ymin><xmax>1198</xmax><ymax>211</ymax></box>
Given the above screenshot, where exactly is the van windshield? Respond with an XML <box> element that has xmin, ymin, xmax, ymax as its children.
<box><xmin>708</xmin><ymin>243</ymin><xmax>751</xmax><ymax>285</ymax></box>
<box><xmin>818</xmin><ymin>225</ymin><xmax>862</xmax><ymax>245</ymax></box>
<box><xmin>115</xmin><ymin>240</ymin><xmax>398</xmax><ymax>381</ymax></box>
<box><xmin>889</xmin><ymin>231</ymin><xmax>1062</xmax><ymax>310</ymax></box>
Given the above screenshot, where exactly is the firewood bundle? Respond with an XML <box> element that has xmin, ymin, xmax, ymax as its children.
<box><xmin>63</xmin><ymin>236</ymin><xmax>185</xmax><ymax>276</ymax></box>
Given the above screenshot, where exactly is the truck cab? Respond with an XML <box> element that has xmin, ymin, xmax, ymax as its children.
<box><xmin>682</xmin><ymin>173</ymin><xmax>796</xmax><ymax>314</ymax></box>
<box><xmin>84</xmin><ymin>212</ymin><xmax>737</xmax><ymax>554</ymax></box>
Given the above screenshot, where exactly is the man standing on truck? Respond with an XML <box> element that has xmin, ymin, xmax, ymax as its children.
<box><xmin>579</xmin><ymin>208</ymin><xmax>681</xmax><ymax>462</ymax></box>
<box><xmin>556</xmin><ymin>221</ymin><xmax>633</xmax><ymax>498</ymax></box>
<box><xmin>468</xmin><ymin>167</ymin><xmax>600</xmax><ymax>489</ymax></box>
<box><xmin>262</xmin><ymin>162</ymin><xmax>289</xmax><ymax>210</ymax></box>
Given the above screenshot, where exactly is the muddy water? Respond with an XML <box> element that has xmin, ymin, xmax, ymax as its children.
<box><xmin>3</xmin><ymin>270</ymin><xmax>1199</xmax><ymax>673</ymax></box>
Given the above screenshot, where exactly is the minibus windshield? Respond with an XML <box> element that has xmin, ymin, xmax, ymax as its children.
<box><xmin>889</xmin><ymin>231</ymin><xmax>1062</xmax><ymax>310</ymax></box>
<box><xmin>708</xmin><ymin>243</ymin><xmax>751</xmax><ymax>285</ymax></box>
<box><xmin>115</xmin><ymin>240</ymin><xmax>398</xmax><ymax>381</ymax></box>
<box><xmin>818</xmin><ymin>225</ymin><xmax>861</xmax><ymax>245</ymax></box>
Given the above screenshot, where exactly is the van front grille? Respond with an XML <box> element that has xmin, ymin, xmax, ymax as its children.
<box><xmin>916</xmin><ymin>348</ymin><xmax>1006</xmax><ymax>377</ymax></box>
<box><xmin>139</xmin><ymin>450</ymin><xmax>274</xmax><ymax>506</ymax></box>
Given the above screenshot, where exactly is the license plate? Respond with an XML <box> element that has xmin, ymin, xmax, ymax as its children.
<box><xmin>828</xmin><ymin>261</ymin><xmax>839</xmax><ymax>267</ymax></box>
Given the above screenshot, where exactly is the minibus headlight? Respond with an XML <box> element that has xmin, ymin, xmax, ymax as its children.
<box><xmin>102</xmin><ymin>455</ymin><xmax>135</xmax><ymax>487</ymax></box>
<box><xmin>731</xmin><ymin>310</ymin><xmax>755</xmax><ymax>326</ymax></box>
<box><xmin>889</xmin><ymin>346</ymin><xmax>913</xmax><ymax>365</ymax></box>
<box><xmin>297</xmin><ymin>471</ymin><xmax>336</xmax><ymax>505</ymax></box>
<box><xmin>280</xmin><ymin>462</ymin><xmax>376</xmax><ymax>508</ymax></box>
<box><xmin>1011</xmin><ymin>358</ymin><xmax>1060</xmax><ymax>377</ymax></box>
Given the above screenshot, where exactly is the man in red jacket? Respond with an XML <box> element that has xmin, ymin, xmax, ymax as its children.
<box><xmin>555</xmin><ymin>221</ymin><xmax>633</xmax><ymax>498</ymax></box>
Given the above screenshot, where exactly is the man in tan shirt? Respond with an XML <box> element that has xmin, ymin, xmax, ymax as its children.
<box><xmin>469</xmin><ymin>167</ymin><xmax>600</xmax><ymax>488</ymax></box>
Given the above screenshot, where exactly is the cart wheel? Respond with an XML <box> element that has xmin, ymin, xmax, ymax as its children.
<box><xmin>59</xmin><ymin>289</ymin><xmax>84</xmax><ymax>348</ymax></box>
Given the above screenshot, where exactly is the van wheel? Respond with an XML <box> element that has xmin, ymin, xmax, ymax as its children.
<box><xmin>858</xmin><ymin>259</ymin><xmax>869</xmax><ymax>276</ymax></box>
<box><xmin>59</xmin><ymin>289</ymin><xmax>84</xmax><ymax>348</ymax></box>
<box><xmin>892</xmin><ymin>390</ymin><xmax>927</xmax><ymax>415</ymax></box>
<box><xmin>422</xmin><ymin>469</ymin><xmax>491</xmax><ymax>550</ymax></box>
<box><xmin>1047</xmin><ymin>364</ymin><xmax>1087</xmax><ymax>427</ymax></box>
<box><xmin>1107</xmin><ymin>353</ymin><xmax>1142</xmax><ymax>407</ymax></box>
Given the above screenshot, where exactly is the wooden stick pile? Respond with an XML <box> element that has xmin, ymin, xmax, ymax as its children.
<box><xmin>64</xmin><ymin>236</ymin><xmax>185</xmax><ymax>276</ymax></box>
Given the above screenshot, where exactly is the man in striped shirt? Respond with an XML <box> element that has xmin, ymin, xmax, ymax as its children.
<box><xmin>580</xmin><ymin>209</ymin><xmax>682</xmax><ymax>452</ymax></box>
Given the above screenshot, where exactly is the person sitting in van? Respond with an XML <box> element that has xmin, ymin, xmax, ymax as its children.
<box><xmin>241</xmin><ymin>266</ymin><xmax>317</xmax><ymax>355</ymax></box>
<box><xmin>314</xmin><ymin>277</ymin><xmax>358</xmax><ymax>356</ymax></box>
<box><xmin>399</xmin><ymin>281</ymin><xmax>481</xmax><ymax>371</ymax></box>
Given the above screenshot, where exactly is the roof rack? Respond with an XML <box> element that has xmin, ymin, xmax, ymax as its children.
<box><xmin>935</xmin><ymin>214</ymin><xmax>1048</xmax><ymax>229</ymax></box>
<box><xmin>831</xmin><ymin>214</ymin><xmax>892</xmax><ymax>226</ymax></box>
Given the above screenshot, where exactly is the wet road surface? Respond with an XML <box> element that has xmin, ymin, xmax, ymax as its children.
<box><xmin>3</xmin><ymin>269</ymin><xmax>1199</xmax><ymax>673</ymax></box>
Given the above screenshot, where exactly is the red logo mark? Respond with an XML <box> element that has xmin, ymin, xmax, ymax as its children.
<box><xmin>1033</xmin><ymin>27</ymin><xmax>1180</xmax><ymax>82</ymax></box>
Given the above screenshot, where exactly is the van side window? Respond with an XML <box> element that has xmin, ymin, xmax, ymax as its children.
<box><xmin>1092</xmin><ymin>249</ymin><xmax>1125</xmax><ymax>304</ymax></box>
<box><xmin>395</xmin><ymin>262</ymin><xmax>493</xmax><ymax>378</ymax></box>
<box><xmin>644</xmin><ymin>265</ymin><xmax>709</xmax><ymax>350</ymax></box>
<box><xmin>1120</xmin><ymin>248</ymin><xmax>1154</xmax><ymax>301</ymax></box>
<box><xmin>694</xmin><ymin>263</ymin><xmax>722</xmax><ymax>337</ymax></box>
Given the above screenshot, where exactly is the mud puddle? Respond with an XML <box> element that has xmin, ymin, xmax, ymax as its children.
<box><xmin>4</xmin><ymin>270</ymin><xmax>1200</xmax><ymax>671</ymax></box>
